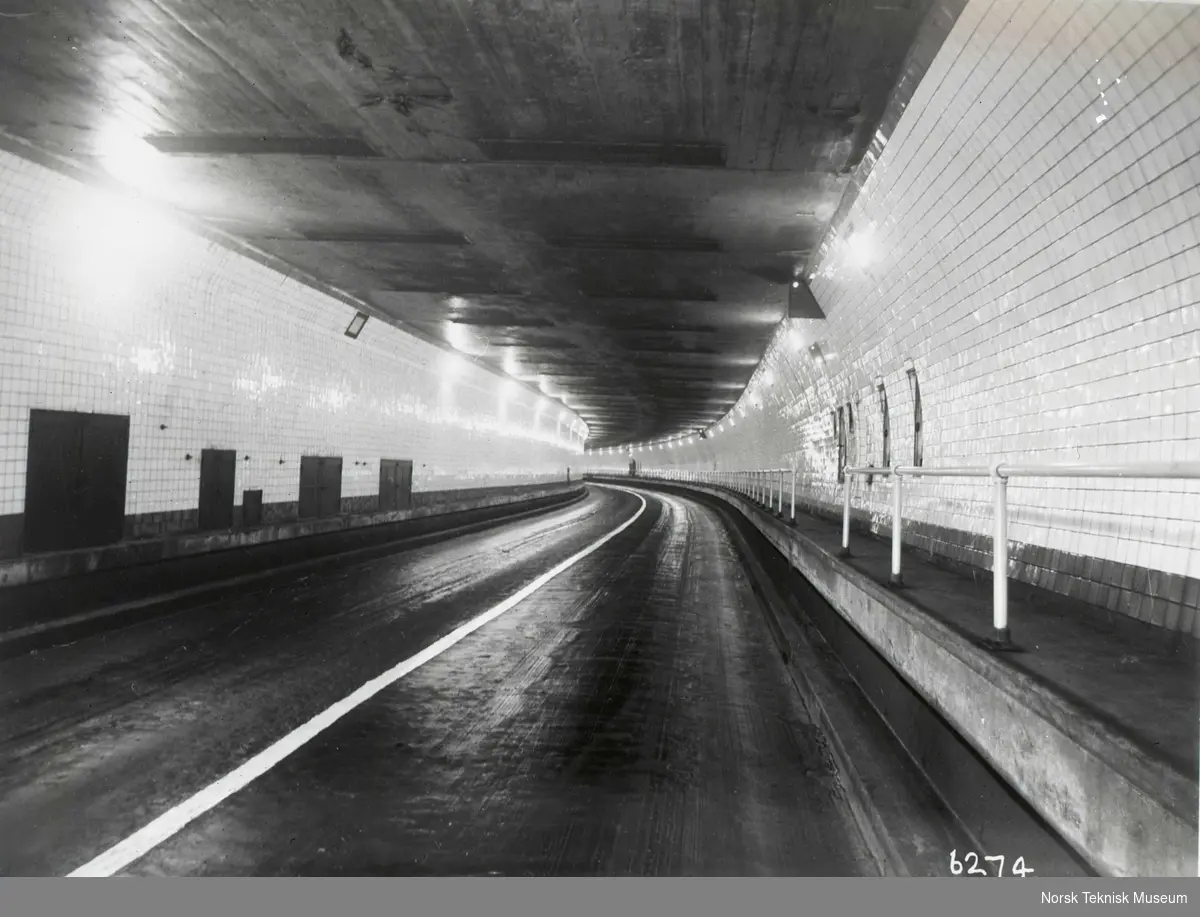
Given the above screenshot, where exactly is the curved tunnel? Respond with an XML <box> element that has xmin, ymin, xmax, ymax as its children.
<box><xmin>0</xmin><ymin>0</ymin><xmax>1196</xmax><ymax>880</ymax></box>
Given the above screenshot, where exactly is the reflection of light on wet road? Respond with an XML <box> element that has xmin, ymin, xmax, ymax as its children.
<box><xmin>2</xmin><ymin>484</ymin><xmax>875</xmax><ymax>877</ymax></box>
<box><xmin>66</xmin><ymin>489</ymin><xmax>647</xmax><ymax>877</ymax></box>
<box><xmin>115</xmin><ymin>485</ymin><xmax>870</xmax><ymax>876</ymax></box>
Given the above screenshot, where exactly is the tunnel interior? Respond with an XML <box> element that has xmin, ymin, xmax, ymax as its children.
<box><xmin>0</xmin><ymin>0</ymin><xmax>1197</xmax><ymax>881</ymax></box>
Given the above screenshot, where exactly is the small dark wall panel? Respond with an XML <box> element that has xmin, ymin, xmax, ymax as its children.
<box><xmin>23</xmin><ymin>410</ymin><xmax>130</xmax><ymax>553</ymax></box>
<box><xmin>242</xmin><ymin>489</ymin><xmax>264</xmax><ymax>528</ymax></box>
<box><xmin>299</xmin><ymin>456</ymin><xmax>343</xmax><ymax>520</ymax></box>
<box><xmin>379</xmin><ymin>459</ymin><xmax>413</xmax><ymax>512</ymax></box>
<box><xmin>0</xmin><ymin>513</ymin><xmax>23</xmax><ymax>559</ymax></box>
<box><xmin>198</xmin><ymin>449</ymin><xmax>237</xmax><ymax>531</ymax></box>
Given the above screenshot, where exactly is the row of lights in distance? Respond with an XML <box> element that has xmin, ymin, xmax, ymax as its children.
<box><xmin>445</xmin><ymin>317</ymin><xmax>590</xmax><ymax>444</ymax></box>
<box><xmin>580</xmin><ymin>265</ymin><xmax>855</xmax><ymax>458</ymax></box>
<box><xmin>584</xmin><ymin>432</ymin><xmax>702</xmax><ymax>456</ymax></box>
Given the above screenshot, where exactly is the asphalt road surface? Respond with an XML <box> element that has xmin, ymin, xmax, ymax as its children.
<box><xmin>0</xmin><ymin>484</ymin><xmax>876</xmax><ymax>876</ymax></box>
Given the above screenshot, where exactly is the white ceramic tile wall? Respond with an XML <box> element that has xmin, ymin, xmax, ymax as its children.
<box><xmin>593</xmin><ymin>0</ymin><xmax>1200</xmax><ymax>586</ymax></box>
<box><xmin>0</xmin><ymin>149</ymin><xmax>586</xmax><ymax>519</ymax></box>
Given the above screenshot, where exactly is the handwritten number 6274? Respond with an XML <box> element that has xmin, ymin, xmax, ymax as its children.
<box><xmin>950</xmin><ymin>850</ymin><xmax>1034</xmax><ymax>877</ymax></box>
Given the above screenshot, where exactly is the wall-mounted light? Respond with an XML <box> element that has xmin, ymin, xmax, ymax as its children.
<box><xmin>345</xmin><ymin>311</ymin><xmax>369</xmax><ymax>339</ymax></box>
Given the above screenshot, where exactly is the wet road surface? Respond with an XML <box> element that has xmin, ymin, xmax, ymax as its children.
<box><xmin>0</xmin><ymin>485</ymin><xmax>876</xmax><ymax>876</ymax></box>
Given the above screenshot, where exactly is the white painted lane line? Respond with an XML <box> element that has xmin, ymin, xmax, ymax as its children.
<box><xmin>67</xmin><ymin>488</ymin><xmax>648</xmax><ymax>877</ymax></box>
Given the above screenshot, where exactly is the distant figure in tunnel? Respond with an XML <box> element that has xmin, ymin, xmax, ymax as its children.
<box><xmin>629</xmin><ymin>459</ymin><xmax>637</xmax><ymax>477</ymax></box>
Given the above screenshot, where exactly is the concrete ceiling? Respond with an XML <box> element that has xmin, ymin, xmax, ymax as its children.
<box><xmin>0</xmin><ymin>0</ymin><xmax>934</xmax><ymax>448</ymax></box>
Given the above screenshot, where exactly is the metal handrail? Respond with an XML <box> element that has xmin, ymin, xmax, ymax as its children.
<box><xmin>840</xmin><ymin>461</ymin><xmax>1200</xmax><ymax>648</ymax></box>
<box><xmin>587</xmin><ymin>460</ymin><xmax>1200</xmax><ymax>651</ymax></box>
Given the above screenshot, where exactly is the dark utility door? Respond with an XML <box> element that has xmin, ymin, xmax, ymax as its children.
<box><xmin>379</xmin><ymin>459</ymin><xmax>414</xmax><ymax>512</ymax></box>
<box><xmin>198</xmin><ymin>449</ymin><xmax>237</xmax><ymax>531</ymax></box>
<box><xmin>299</xmin><ymin>456</ymin><xmax>343</xmax><ymax>519</ymax></box>
<box><xmin>23</xmin><ymin>409</ymin><xmax>130</xmax><ymax>553</ymax></box>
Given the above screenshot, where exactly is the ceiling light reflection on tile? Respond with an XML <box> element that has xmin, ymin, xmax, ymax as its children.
<box><xmin>57</xmin><ymin>186</ymin><xmax>184</xmax><ymax>311</ymax></box>
<box><xmin>95</xmin><ymin>124</ymin><xmax>169</xmax><ymax>195</ymax></box>
<box><xmin>845</xmin><ymin>221</ymin><xmax>877</xmax><ymax>269</ymax></box>
<box><xmin>503</xmin><ymin>349</ymin><xmax>520</xmax><ymax>376</ymax></box>
<box><xmin>445</xmin><ymin>320</ymin><xmax>489</xmax><ymax>356</ymax></box>
<box><xmin>440</xmin><ymin>349</ymin><xmax>468</xmax><ymax>381</ymax></box>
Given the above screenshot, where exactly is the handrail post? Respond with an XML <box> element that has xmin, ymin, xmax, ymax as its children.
<box><xmin>776</xmin><ymin>470</ymin><xmax>783</xmax><ymax>514</ymax></box>
<box><xmin>790</xmin><ymin>467</ymin><xmax>796</xmax><ymax>523</ymax></box>
<box><xmin>838</xmin><ymin>474</ymin><xmax>852</xmax><ymax>558</ymax></box>
<box><xmin>889</xmin><ymin>467</ymin><xmax>903</xmax><ymax>586</ymax></box>
<box><xmin>984</xmin><ymin>462</ymin><xmax>1018</xmax><ymax>651</ymax></box>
